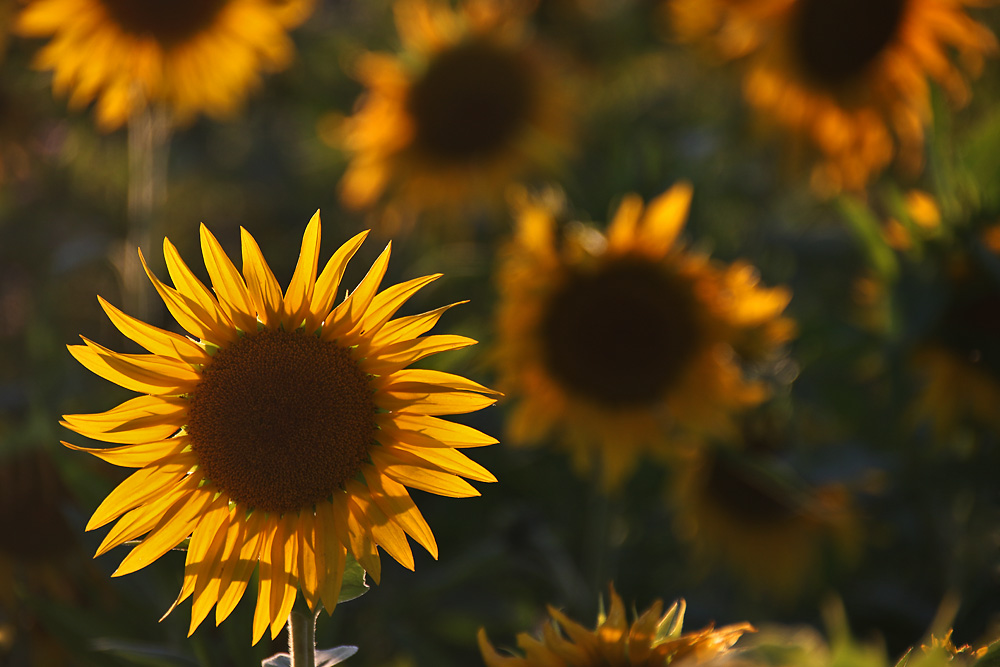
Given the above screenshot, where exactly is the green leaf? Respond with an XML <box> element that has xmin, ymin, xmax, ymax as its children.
<box><xmin>338</xmin><ymin>553</ymin><xmax>369</xmax><ymax>604</ymax></box>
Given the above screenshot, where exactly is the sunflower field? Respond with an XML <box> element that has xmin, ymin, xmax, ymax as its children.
<box><xmin>3</xmin><ymin>0</ymin><xmax>1000</xmax><ymax>665</ymax></box>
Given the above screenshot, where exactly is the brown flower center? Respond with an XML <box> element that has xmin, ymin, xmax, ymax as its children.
<box><xmin>793</xmin><ymin>0</ymin><xmax>907</xmax><ymax>86</ymax></box>
<box><xmin>186</xmin><ymin>329</ymin><xmax>376</xmax><ymax>515</ymax></box>
<box><xmin>407</xmin><ymin>39</ymin><xmax>536</xmax><ymax>163</ymax></box>
<box><xmin>538</xmin><ymin>257</ymin><xmax>702</xmax><ymax>408</ymax></box>
<box><xmin>97</xmin><ymin>0</ymin><xmax>229</xmax><ymax>46</ymax></box>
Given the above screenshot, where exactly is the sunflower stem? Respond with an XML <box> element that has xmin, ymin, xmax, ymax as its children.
<box><xmin>123</xmin><ymin>103</ymin><xmax>170</xmax><ymax>320</ymax></box>
<box><xmin>287</xmin><ymin>600</ymin><xmax>320</xmax><ymax>667</ymax></box>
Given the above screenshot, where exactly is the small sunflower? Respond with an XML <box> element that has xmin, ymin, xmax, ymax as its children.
<box><xmin>338</xmin><ymin>0</ymin><xmax>573</xmax><ymax>218</ymax></box>
<box><xmin>478</xmin><ymin>586</ymin><xmax>754</xmax><ymax>667</ymax></box>
<box><xmin>670</xmin><ymin>447</ymin><xmax>859</xmax><ymax>599</ymax></box>
<box><xmin>62</xmin><ymin>213</ymin><xmax>499</xmax><ymax>643</ymax></box>
<box><xmin>676</xmin><ymin>0</ymin><xmax>997</xmax><ymax>193</ymax></box>
<box><xmin>495</xmin><ymin>184</ymin><xmax>794</xmax><ymax>489</ymax></box>
<box><xmin>15</xmin><ymin>0</ymin><xmax>315</xmax><ymax>129</ymax></box>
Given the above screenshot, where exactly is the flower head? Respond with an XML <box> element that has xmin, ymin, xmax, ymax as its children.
<box><xmin>16</xmin><ymin>0</ymin><xmax>315</xmax><ymax>129</ymax></box>
<box><xmin>495</xmin><ymin>184</ymin><xmax>794</xmax><ymax>489</ymax></box>
<box><xmin>337</xmin><ymin>0</ymin><xmax>573</xmax><ymax>220</ymax></box>
<box><xmin>63</xmin><ymin>213</ymin><xmax>499</xmax><ymax>643</ymax></box>
<box><xmin>673</xmin><ymin>0</ymin><xmax>997</xmax><ymax>193</ymax></box>
<box><xmin>478</xmin><ymin>586</ymin><xmax>754</xmax><ymax>666</ymax></box>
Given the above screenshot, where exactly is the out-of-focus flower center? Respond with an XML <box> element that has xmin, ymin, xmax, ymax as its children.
<box><xmin>793</xmin><ymin>0</ymin><xmax>907</xmax><ymax>86</ymax></box>
<box><xmin>186</xmin><ymin>329</ymin><xmax>376</xmax><ymax>515</ymax></box>
<box><xmin>703</xmin><ymin>456</ymin><xmax>800</xmax><ymax>525</ymax></box>
<box><xmin>97</xmin><ymin>0</ymin><xmax>229</xmax><ymax>45</ymax></box>
<box><xmin>407</xmin><ymin>40</ymin><xmax>535</xmax><ymax>162</ymax></box>
<box><xmin>538</xmin><ymin>257</ymin><xmax>701</xmax><ymax>408</ymax></box>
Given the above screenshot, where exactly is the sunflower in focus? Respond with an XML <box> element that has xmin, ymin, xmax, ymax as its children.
<box><xmin>495</xmin><ymin>184</ymin><xmax>795</xmax><ymax>489</ymax></box>
<box><xmin>670</xmin><ymin>447</ymin><xmax>859</xmax><ymax>599</ymax></box>
<box><xmin>15</xmin><ymin>0</ymin><xmax>315</xmax><ymax>130</ymax></box>
<box><xmin>478</xmin><ymin>586</ymin><xmax>754</xmax><ymax>667</ymax></box>
<box><xmin>62</xmin><ymin>213</ymin><xmax>499</xmax><ymax>643</ymax></box>
<box><xmin>675</xmin><ymin>0</ymin><xmax>997</xmax><ymax>193</ymax></box>
<box><xmin>337</xmin><ymin>0</ymin><xmax>573</xmax><ymax>220</ymax></box>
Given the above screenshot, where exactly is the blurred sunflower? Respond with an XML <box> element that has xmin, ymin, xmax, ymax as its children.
<box><xmin>680</xmin><ymin>0</ymin><xmax>997</xmax><ymax>193</ymax></box>
<box><xmin>338</xmin><ymin>0</ymin><xmax>573</xmax><ymax>220</ymax></box>
<box><xmin>670</xmin><ymin>447</ymin><xmax>859</xmax><ymax>599</ymax></box>
<box><xmin>62</xmin><ymin>213</ymin><xmax>499</xmax><ymax>643</ymax></box>
<box><xmin>478</xmin><ymin>586</ymin><xmax>753</xmax><ymax>666</ymax></box>
<box><xmin>668</xmin><ymin>0</ymin><xmax>790</xmax><ymax>59</ymax></box>
<box><xmin>15</xmin><ymin>0</ymin><xmax>315</xmax><ymax>130</ymax></box>
<box><xmin>495</xmin><ymin>184</ymin><xmax>795</xmax><ymax>489</ymax></box>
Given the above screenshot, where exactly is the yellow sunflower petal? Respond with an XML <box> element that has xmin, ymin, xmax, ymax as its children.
<box><xmin>348</xmin><ymin>273</ymin><xmax>441</xmax><ymax>341</ymax></box>
<box><xmin>69</xmin><ymin>339</ymin><xmax>201</xmax><ymax>395</ymax></box>
<box><xmin>380</xmin><ymin>388</ymin><xmax>498</xmax><ymax>415</ymax></box>
<box><xmin>296</xmin><ymin>512</ymin><xmax>322</xmax><ymax>612</ymax></box>
<box><xmin>140</xmin><ymin>249</ymin><xmax>236</xmax><ymax>345</ymax></box>
<box><xmin>362</xmin><ymin>334</ymin><xmax>478</xmax><ymax>375</ymax></box>
<box><xmin>282</xmin><ymin>210</ymin><xmax>322</xmax><ymax>328</ymax></box>
<box><xmin>326</xmin><ymin>242</ymin><xmax>392</xmax><ymax>338</ymax></box>
<box><xmin>378</xmin><ymin>413</ymin><xmax>499</xmax><ymax>447</ymax></box>
<box><xmin>113</xmin><ymin>487</ymin><xmax>216</xmax><ymax>577</ymax></box>
<box><xmin>87</xmin><ymin>452</ymin><xmax>197</xmax><ymax>530</ymax></box>
<box><xmin>98</xmin><ymin>297</ymin><xmax>208</xmax><ymax>365</ymax></box>
<box><xmin>607</xmin><ymin>193</ymin><xmax>644</xmax><ymax>252</ymax></box>
<box><xmin>375</xmin><ymin>368</ymin><xmax>502</xmax><ymax>395</ymax></box>
<box><xmin>345</xmin><ymin>496</ymin><xmax>382</xmax><ymax>584</ymax></box>
<box><xmin>307</xmin><ymin>229</ymin><xmax>370</xmax><ymax>334</ymax></box>
<box><xmin>252</xmin><ymin>519</ymin><xmax>279</xmax><ymax>644</ymax></box>
<box><xmin>187</xmin><ymin>499</ymin><xmax>235</xmax><ymax>635</ymax></box>
<box><xmin>639</xmin><ymin>182</ymin><xmax>693</xmax><ymax>256</ymax></box>
<box><xmin>62</xmin><ymin>436</ymin><xmax>189</xmax><ymax>468</ymax></box>
<box><xmin>370</xmin><ymin>302</ymin><xmax>464</xmax><ymax>347</ymax></box>
<box><xmin>241</xmin><ymin>227</ymin><xmax>284</xmax><ymax>327</ymax></box>
<box><xmin>315</xmin><ymin>501</ymin><xmax>348</xmax><ymax>613</ymax></box>
<box><xmin>216</xmin><ymin>510</ymin><xmax>267</xmax><ymax>626</ymax></box>
<box><xmin>268</xmin><ymin>513</ymin><xmax>299</xmax><ymax>639</ymax></box>
<box><xmin>62</xmin><ymin>395</ymin><xmax>186</xmax><ymax>444</ymax></box>
<box><xmin>163</xmin><ymin>237</ymin><xmax>235</xmax><ymax>333</ymax></box>
<box><xmin>362</xmin><ymin>468</ymin><xmax>438</xmax><ymax>559</ymax></box>
<box><xmin>96</xmin><ymin>474</ymin><xmax>202</xmax><ymax>557</ymax></box>
<box><xmin>200</xmin><ymin>223</ymin><xmax>259</xmax><ymax>334</ymax></box>
<box><xmin>370</xmin><ymin>448</ymin><xmax>481</xmax><ymax>498</ymax></box>
<box><xmin>345</xmin><ymin>479</ymin><xmax>414</xmax><ymax>570</ymax></box>
<box><xmin>385</xmin><ymin>442</ymin><xmax>497</xmax><ymax>483</ymax></box>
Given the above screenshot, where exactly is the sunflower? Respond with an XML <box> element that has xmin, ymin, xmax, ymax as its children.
<box><xmin>62</xmin><ymin>212</ymin><xmax>499</xmax><ymax>643</ymax></box>
<box><xmin>15</xmin><ymin>0</ymin><xmax>315</xmax><ymax>130</ymax></box>
<box><xmin>670</xmin><ymin>447</ymin><xmax>859</xmax><ymax>599</ymax></box>
<box><xmin>337</xmin><ymin>0</ymin><xmax>573</xmax><ymax>219</ymax></box>
<box><xmin>495</xmin><ymin>184</ymin><xmax>795</xmax><ymax>489</ymax></box>
<box><xmin>478</xmin><ymin>586</ymin><xmax>754</xmax><ymax>667</ymax></box>
<box><xmin>675</xmin><ymin>0</ymin><xmax>997</xmax><ymax>193</ymax></box>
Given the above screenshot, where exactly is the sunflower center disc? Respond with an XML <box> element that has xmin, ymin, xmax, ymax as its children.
<box><xmin>539</xmin><ymin>257</ymin><xmax>701</xmax><ymax>408</ymax></box>
<box><xmin>793</xmin><ymin>0</ymin><xmax>907</xmax><ymax>86</ymax></box>
<box><xmin>97</xmin><ymin>0</ymin><xmax>229</xmax><ymax>46</ymax></box>
<box><xmin>407</xmin><ymin>40</ymin><xmax>536</xmax><ymax>162</ymax></box>
<box><xmin>186</xmin><ymin>329</ymin><xmax>376</xmax><ymax>515</ymax></box>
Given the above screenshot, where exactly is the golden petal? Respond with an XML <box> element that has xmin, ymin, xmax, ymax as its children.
<box><xmin>375</xmin><ymin>368</ymin><xmax>502</xmax><ymax>395</ymax></box>
<box><xmin>62</xmin><ymin>395</ymin><xmax>186</xmax><ymax>444</ymax></box>
<box><xmin>200</xmin><ymin>223</ymin><xmax>259</xmax><ymax>333</ymax></box>
<box><xmin>379</xmin><ymin>388</ymin><xmax>498</xmax><ymax>415</ymax></box>
<box><xmin>370</xmin><ymin>449</ymin><xmax>481</xmax><ymax>498</ymax></box>
<box><xmin>325</xmin><ymin>242</ymin><xmax>392</xmax><ymax>339</ymax></box>
<box><xmin>69</xmin><ymin>339</ymin><xmax>200</xmax><ymax>395</ymax></box>
<box><xmin>99</xmin><ymin>297</ymin><xmax>208</xmax><ymax>364</ymax></box>
<box><xmin>315</xmin><ymin>501</ymin><xmax>347</xmax><ymax>614</ymax></box>
<box><xmin>345</xmin><ymin>479</ymin><xmax>414</xmax><ymax>570</ymax></box>
<box><xmin>63</xmin><ymin>435</ymin><xmax>189</xmax><ymax>469</ymax></box>
<box><xmin>385</xmin><ymin>443</ymin><xmax>497</xmax><ymax>483</ymax></box>
<box><xmin>362</xmin><ymin>468</ymin><xmax>438</xmax><ymax>559</ymax></box>
<box><xmin>282</xmin><ymin>210</ymin><xmax>322</xmax><ymax>328</ymax></box>
<box><xmin>87</xmin><ymin>453</ymin><xmax>196</xmax><ymax>530</ymax></box>
<box><xmin>186</xmin><ymin>498</ymin><xmax>234</xmax><ymax>635</ymax></box>
<box><xmin>216</xmin><ymin>511</ymin><xmax>267</xmax><ymax>626</ymax></box>
<box><xmin>377</xmin><ymin>413</ymin><xmax>499</xmax><ymax>447</ymax></box>
<box><xmin>252</xmin><ymin>519</ymin><xmax>278</xmax><ymax>645</ymax></box>
<box><xmin>307</xmin><ymin>229</ymin><xmax>370</xmax><ymax>334</ymax></box>
<box><xmin>163</xmin><ymin>237</ymin><xmax>235</xmax><ymax>333</ymax></box>
<box><xmin>241</xmin><ymin>227</ymin><xmax>284</xmax><ymax>328</ymax></box>
<box><xmin>362</xmin><ymin>334</ymin><xmax>478</xmax><ymax>375</ymax></box>
<box><xmin>369</xmin><ymin>302</ymin><xmax>464</xmax><ymax>348</ymax></box>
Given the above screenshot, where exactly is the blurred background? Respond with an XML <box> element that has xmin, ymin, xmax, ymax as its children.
<box><xmin>3</xmin><ymin>0</ymin><xmax>1000</xmax><ymax>664</ymax></box>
